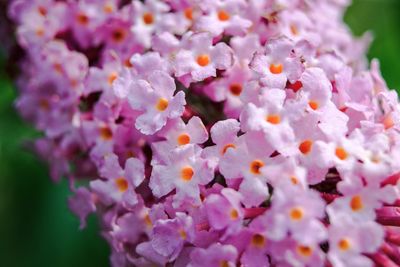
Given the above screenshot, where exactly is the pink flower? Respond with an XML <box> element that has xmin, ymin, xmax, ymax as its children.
<box><xmin>126</xmin><ymin>70</ymin><xmax>186</xmax><ymax>134</ymax></box>
<box><xmin>151</xmin><ymin>212</ymin><xmax>195</xmax><ymax>261</ymax></box>
<box><xmin>205</xmin><ymin>188</ymin><xmax>243</xmax><ymax>236</ymax></box>
<box><xmin>194</xmin><ymin>0</ymin><xmax>252</xmax><ymax>37</ymax></box>
<box><xmin>328</xmin><ymin>219</ymin><xmax>384</xmax><ymax>267</ymax></box>
<box><xmin>261</xmin><ymin>186</ymin><xmax>327</xmax><ymax>244</ymax></box>
<box><xmin>157</xmin><ymin>116</ymin><xmax>208</xmax><ymax>147</ymax></box>
<box><xmin>240</xmin><ymin>89</ymin><xmax>295</xmax><ymax>153</ymax></box>
<box><xmin>149</xmin><ymin>144</ymin><xmax>214</xmax><ymax>207</ymax></box>
<box><xmin>90</xmin><ymin>153</ymin><xmax>145</xmax><ymax>208</ymax></box>
<box><xmin>131</xmin><ymin>0</ymin><xmax>170</xmax><ymax>48</ymax></box>
<box><xmin>250</xmin><ymin>37</ymin><xmax>303</xmax><ymax>89</ymax></box>
<box><xmin>219</xmin><ymin>132</ymin><xmax>274</xmax><ymax>207</ymax></box>
<box><xmin>174</xmin><ymin>32</ymin><xmax>234</xmax><ymax>83</ymax></box>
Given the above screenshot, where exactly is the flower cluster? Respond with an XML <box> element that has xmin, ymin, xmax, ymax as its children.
<box><xmin>8</xmin><ymin>0</ymin><xmax>400</xmax><ymax>266</ymax></box>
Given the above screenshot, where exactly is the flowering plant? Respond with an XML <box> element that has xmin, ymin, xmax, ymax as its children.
<box><xmin>7</xmin><ymin>0</ymin><xmax>400</xmax><ymax>266</ymax></box>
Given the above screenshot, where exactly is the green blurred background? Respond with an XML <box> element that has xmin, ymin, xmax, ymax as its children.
<box><xmin>0</xmin><ymin>1</ymin><xmax>399</xmax><ymax>266</ymax></box>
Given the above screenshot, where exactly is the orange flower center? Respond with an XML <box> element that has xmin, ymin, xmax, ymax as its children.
<box><xmin>38</xmin><ymin>6</ymin><xmax>47</xmax><ymax>16</ymax></box>
<box><xmin>181</xmin><ymin>166</ymin><xmax>194</xmax><ymax>181</ymax></box>
<box><xmin>221</xmin><ymin>144</ymin><xmax>236</xmax><ymax>155</ymax></box>
<box><xmin>108</xmin><ymin>72</ymin><xmax>118</xmax><ymax>85</ymax></box>
<box><xmin>338</xmin><ymin>238</ymin><xmax>351</xmax><ymax>251</ymax></box>
<box><xmin>196</xmin><ymin>54</ymin><xmax>210</xmax><ymax>67</ymax></box>
<box><xmin>251</xmin><ymin>234</ymin><xmax>266</xmax><ymax>247</ymax></box>
<box><xmin>229</xmin><ymin>83</ymin><xmax>242</xmax><ymax>96</ymax></box>
<box><xmin>218</xmin><ymin>10</ymin><xmax>230</xmax><ymax>21</ymax></box>
<box><xmin>299</xmin><ymin>140</ymin><xmax>313</xmax><ymax>154</ymax></box>
<box><xmin>177</xmin><ymin>133</ymin><xmax>191</xmax><ymax>146</ymax></box>
<box><xmin>156</xmin><ymin>98</ymin><xmax>169</xmax><ymax>111</ymax></box>
<box><xmin>99</xmin><ymin>126</ymin><xmax>113</xmax><ymax>140</ymax></box>
<box><xmin>297</xmin><ymin>245</ymin><xmax>313</xmax><ymax>257</ymax></box>
<box><xmin>269</xmin><ymin>63</ymin><xmax>283</xmax><ymax>74</ymax></box>
<box><xmin>103</xmin><ymin>4</ymin><xmax>114</xmax><ymax>13</ymax></box>
<box><xmin>290</xmin><ymin>24</ymin><xmax>299</xmax><ymax>35</ymax></box>
<box><xmin>230</xmin><ymin>209</ymin><xmax>239</xmax><ymax>220</ymax></box>
<box><xmin>308</xmin><ymin>100</ymin><xmax>319</xmax><ymax>110</ymax></box>
<box><xmin>143</xmin><ymin>12</ymin><xmax>154</xmax><ymax>24</ymax></box>
<box><xmin>383</xmin><ymin>115</ymin><xmax>394</xmax><ymax>130</ymax></box>
<box><xmin>350</xmin><ymin>195</ymin><xmax>363</xmax><ymax>211</ymax></box>
<box><xmin>53</xmin><ymin>63</ymin><xmax>63</xmax><ymax>74</ymax></box>
<box><xmin>250</xmin><ymin>159</ymin><xmax>264</xmax><ymax>175</ymax></box>
<box><xmin>289</xmin><ymin>207</ymin><xmax>304</xmax><ymax>221</ymax></box>
<box><xmin>290</xmin><ymin>176</ymin><xmax>299</xmax><ymax>185</ymax></box>
<box><xmin>144</xmin><ymin>214</ymin><xmax>152</xmax><ymax>226</ymax></box>
<box><xmin>184</xmin><ymin>7</ymin><xmax>193</xmax><ymax>20</ymax></box>
<box><xmin>115</xmin><ymin>177</ymin><xmax>128</xmax><ymax>192</ymax></box>
<box><xmin>76</xmin><ymin>13</ymin><xmax>89</xmax><ymax>25</ymax></box>
<box><xmin>36</xmin><ymin>28</ymin><xmax>45</xmax><ymax>37</ymax></box>
<box><xmin>335</xmin><ymin>147</ymin><xmax>348</xmax><ymax>160</ymax></box>
<box><xmin>179</xmin><ymin>229</ymin><xmax>187</xmax><ymax>239</ymax></box>
<box><xmin>266</xmin><ymin>114</ymin><xmax>281</xmax><ymax>124</ymax></box>
<box><xmin>219</xmin><ymin>261</ymin><xmax>229</xmax><ymax>267</ymax></box>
